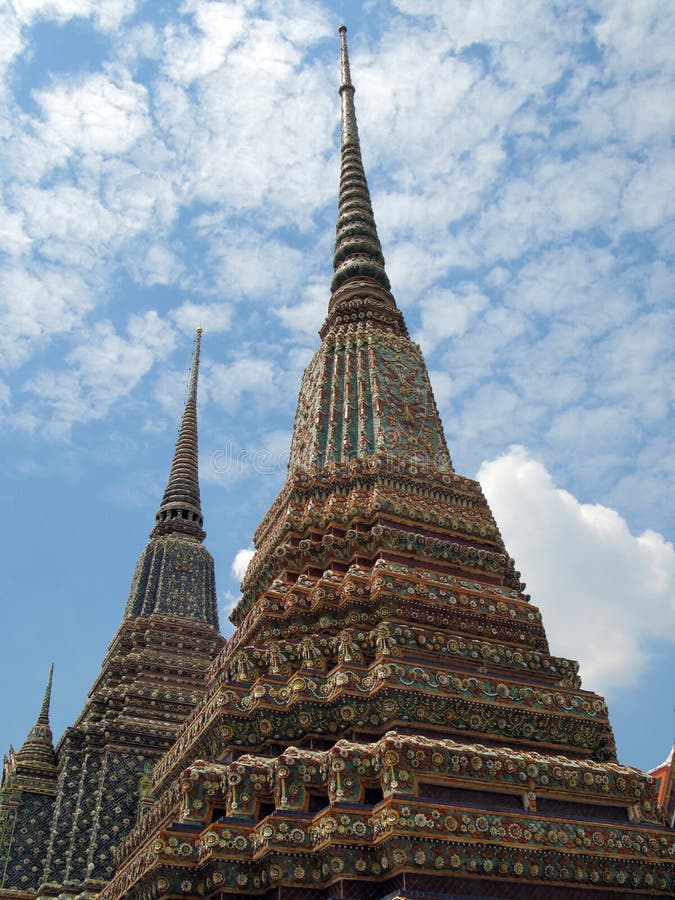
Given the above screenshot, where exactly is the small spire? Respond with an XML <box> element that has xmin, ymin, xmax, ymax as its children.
<box><xmin>15</xmin><ymin>665</ymin><xmax>57</xmax><ymax>771</ymax></box>
<box><xmin>151</xmin><ymin>330</ymin><xmax>205</xmax><ymax>542</ymax></box>
<box><xmin>37</xmin><ymin>663</ymin><xmax>54</xmax><ymax>725</ymax></box>
<box><xmin>331</xmin><ymin>26</ymin><xmax>391</xmax><ymax>294</ymax></box>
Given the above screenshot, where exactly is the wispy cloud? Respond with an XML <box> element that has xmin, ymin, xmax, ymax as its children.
<box><xmin>21</xmin><ymin>311</ymin><xmax>176</xmax><ymax>436</ymax></box>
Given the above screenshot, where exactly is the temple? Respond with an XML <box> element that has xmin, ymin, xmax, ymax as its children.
<box><xmin>0</xmin><ymin>330</ymin><xmax>224</xmax><ymax>899</ymax></box>
<box><xmin>650</xmin><ymin>743</ymin><xmax>675</xmax><ymax>829</ymax></box>
<box><xmin>1</xmin><ymin>25</ymin><xmax>674</xmax><ymax>900</ymax></box>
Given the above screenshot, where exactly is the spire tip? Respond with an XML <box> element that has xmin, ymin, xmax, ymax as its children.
<box><xmin>38</xmin><ymin>664</ymin><xmax>54</xmax><ymax>723</ymax></box>
<box><xmin>339</xmin><ymin>23</ymin><xmax>352</xmax><ymax>92</ymax></box>
<box><xmin>151</xmin><ymin>333</ymin><xmax>205</xmax><ymax>542</ymax></box>
<box><xmin>330</xmin><ymin>20</ymin><xmax>391</xmax><ymax>297</ymax></box>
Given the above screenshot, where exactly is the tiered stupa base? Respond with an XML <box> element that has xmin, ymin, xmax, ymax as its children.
<box><xmin>99</xmin><ymin>462</ymin><xmax>672</xmax><ymax>899</ymax></box>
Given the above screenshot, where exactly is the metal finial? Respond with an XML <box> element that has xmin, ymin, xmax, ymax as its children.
<box><xmin>188</xmin><ymin>328</ymin><xmax>202</xmax><ymax>403</ymax></box>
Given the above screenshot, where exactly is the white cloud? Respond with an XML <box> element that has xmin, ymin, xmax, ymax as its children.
<box><xmin>414</xmin><ymin>286</ymin><xmax>489</xmax><ymax>354</ymax></box>
<box><xmin>161</xmin><ymin>1</ymin><xmax>248</xmax><ymax>85</ymax></box>
<box><xmin>478</xmin><ymin>446</ymin><xmax>675</xmax><ymax>695</ymax></box>
<box><xmin>128</xmin><ymin>243</ymin><xmax>183</xmax><ymax>287</ymax></box>
<box><xmin>22</xmin><ymin>310</ymin><xmax>176</xmax><ymax>436</ymax></box>
<box><xmin>220</xmin><ymin>589</ymin><xmax>240</xmax><ymax>625</ymax></box>
<box><xmin>0</xmin><ymin>264</ymin><xmax>95</xmax><ymax>371</ymax></box>
<box><xmin>505</xmin><ymin>245</ymin><xmax>618</xmax><ymax>317</ymax></box>
<box><xmin>593</xmin><ymin>0</ymin><xmax>675</xmax><ymax>77</ymax></box>
<box><xmin>15</xmin><ymin>184</ymin><xmax>119</xmax><ymax>267</ymax></box>
<box><xmin>155</xmin><ymin>8</ymin><xmax>335</xmax><ymax>224</ymax></box>
<box><xmin>427</xmin><ymin>369</ymin><xmax>453</xmax><ymax>410</ymax></box>
<box><xmin>231</xmin><ymin>547</ymin><xmax>255</xmax><ymax>581</ymax></box>
<box><xmin>621</xmin><ymin>151</ymin><xmax>675</xmax><ymax>231</ymax></box>
<box><xmin>0</xmin><ymin>8</ymin><xmax>24</xmax><ymax>105</ymax></box>
<box><xmin>12</xmin><ymin>0</ymin><xmax>137</xmax><ymax>32</ymax></box>
<box><xmin>386</xmin><ymin>238</ymin><xmax>479</xmax><ymax>300</ymax></box>
<box><xmin>277</xmin><ymin>281</ymin><xmax>327</xmax><ymax>335</ymax></box>
<box><xmin>577</xmin><ymin>79</ymin><xmax>675</xmax><ymax>146</ymax></box>
<box><xmin>171</xmin><ymin>300</ymin><xmax>232</xmax><ymax>334</ymax></box>
<box><xmin>0</xmin><ymin>207</ymin><xmax>31</xmax><ymax>255</ymax></box>
<box><xmin>207</xmin><ymin>229</ymin><xmax>307</xmax><ymax>301</ymax></box>
<box><xmin>33</xmin><ymin>71</ymin><xmax>150</xmax><ymax>162</ymax></box>
<box><xmin>205</xmin><ymin>357</ymin><xmax>276</xmax><ymax>412</ymax></box>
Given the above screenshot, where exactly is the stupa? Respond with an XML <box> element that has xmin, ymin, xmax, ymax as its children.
<box><xmin>93</xmin><ymin>27</ymin><xmax>675</xmax><ymax>900</ymax></box>
<box><xmin>0</xmin><ymin>331</ymin><xmax>224</xmax><ymax>899</ymax></box>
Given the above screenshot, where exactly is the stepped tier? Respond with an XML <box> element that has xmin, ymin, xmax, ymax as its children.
<box><xmin>240</xmin><ymin>462</ymin><xmax>519</xmax><ymax>622</ymax></box>
<box><xmin>99</xmin><ymin>451</ymin><xmax>630</xmax><ymax>898</ymax></box>
<box><xmin>99</xmin><ymin>522</ymin><xmax>627</xmax><ymax>900</ymax></box>
<box><xmin>101</xmin><ymin>733</ymin><xmax>670</xmax><ymax>900</ymax></box>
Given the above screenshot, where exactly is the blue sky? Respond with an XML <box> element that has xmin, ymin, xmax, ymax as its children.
<box><xmin>0</xmin><ymin>0</ymin><xmax>673</xmax><ymax>774</ymax></box>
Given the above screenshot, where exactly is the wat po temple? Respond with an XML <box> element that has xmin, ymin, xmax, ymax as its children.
<box><xmin>1</xmin><ymin>26</ymin><xmax>674</xmax><ymax>900</ymax></box>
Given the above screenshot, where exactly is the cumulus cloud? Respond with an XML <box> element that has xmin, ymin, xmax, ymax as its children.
<box><xmin>127</xmin><ymin>243</ymin><xmax>184</xmax><ymax>287</ymax></box>
<box><xmin>232</xmin><ymin>547</ymin><xmax>255</xmax><ymax>581</ymax></box>
<box><xmin>220</xmin><ymin>589</ymin><xmax>240</xmax><ymax>624</ymax></box>
<box><xmin>593</xmin><ymin>0</ymin><xmax>675</xmax><ymax>77</ymax></box>
<box><xmin>478</xmin><ymin>446</ymin><xmax>675</xmax><ymax>695</ymax></box>
<box><xmin>204</xmin><ymin>228</ymin><xmax>307</xmax><ymax>301</ymax></box>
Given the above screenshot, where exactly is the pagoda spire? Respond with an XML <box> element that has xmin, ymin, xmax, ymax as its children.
<box><xmin>152</xmin><ymin>329</ymin><xmax>205</xmax><ymax>541</ymax></box>
<box><xmin>125</xmin><ymin>329</ymin><xmax>219</xmax><ymax>624</ymax></box>
<box><xmin>14</xmin><ymin>665</ymin><xmax>57</xmax><ymax>771</ymax></box>
<box><xmin>286</xmin><ymin>27</ymin><xmax>451</xmax><ymax>475</ymax></box>
<box><xmin>331</xmin><ymin>25</ymin><xmax>390</xmax><ymax>295</ymax></box>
